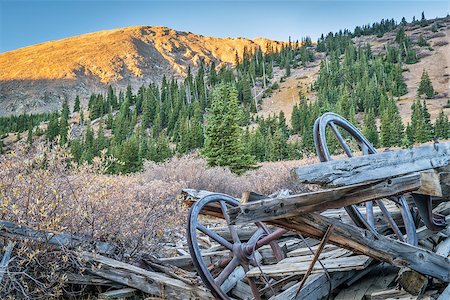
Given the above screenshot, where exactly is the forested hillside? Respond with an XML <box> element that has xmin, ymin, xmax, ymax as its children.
<box><xmin>1</xmin><ymin>14</ymin><xmax>449</xmax><ymax>175</ymax></box>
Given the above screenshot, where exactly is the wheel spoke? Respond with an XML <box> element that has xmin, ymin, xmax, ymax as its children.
<box><xmin>243</xmin><ymin>264</ymin><xmax>261</xmax><ymax>300</ymax></box>
<box><xmin>220</xmin><ymin>201</ymin><xmax>240</xmax><ymax>244</ymax></box>
<box><xmin>361</xmin><ymin>142</ymin><xmax>369</xmax><ymax>155</ymax></box>
<box><xmin>329</xmin><ymin>121</ymin><xmax>353</xmax><ymax>157</ymax></box>
<box><xmin>376</xmin><ymin>200</ymin><xmax>405</xmax><ymax>242</ymax></box>
<box><xmin>215</xmin><ymin>256</ymin><xmax>240</xmax><ymax>286</ymax></box>
<box><xmin>366</xmin><ymin>201</ymin><xmax>375</xmax><ymax>228</ymax></box>
<box><xmin>197</xmin><ymin>223</ymin><xmax>233</xmax><ymax>250</ymax></box>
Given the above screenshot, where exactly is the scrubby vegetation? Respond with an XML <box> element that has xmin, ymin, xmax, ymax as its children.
<box><xmin>0</xmin><ymin>140</ymin><xmax>309</xmax><ymax>298</ymax></box>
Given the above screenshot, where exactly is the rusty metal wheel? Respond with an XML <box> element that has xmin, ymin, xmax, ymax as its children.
<box><xmin>314</xmin><ymin>112</ymin><xmax>418</xmax><ymax>245</ymax></box>
<box><xmin>187</xmin><ymin>193</ymin><xmax>287</xmax><ymax>299</ymax></box>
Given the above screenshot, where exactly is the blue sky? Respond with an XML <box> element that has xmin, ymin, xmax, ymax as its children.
<box><xmin>0</xmin><ymin>0</ymin><xmax>448</xmax><ymax>53</ymax></box>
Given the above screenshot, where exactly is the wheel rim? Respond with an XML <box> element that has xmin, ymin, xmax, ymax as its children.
<box><xmin>313</xmin><ymin>112</ymin><xmax>417</xmax><ymax>245</ymax></box>
<box><xmin>187</xmin><ymin>194</ymin><xmax>285</xmax><ymax>299</ymax></box>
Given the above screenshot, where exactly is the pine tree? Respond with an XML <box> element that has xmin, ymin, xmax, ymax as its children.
<box><xmin>417</xmin><ymin>35</ymin><xmax>428</xmax><ymax>47</ymax></box>
<box><xmin>73</xmin><ymin>95</ymin><xmax>81</xmax><ymax>112</ymax></box>
<box><xmin>380</xmin><ymin>99</ymin><xmax>403</xmax><ymax>147</ymax></box>
<box><xmin>269</xmin><ymin>128</ymin><xmax>288</xmax><ymax>161</ymax></box>
<box><xmin>27</xmin><ymin>122</ymin><xmax>33</xmax><ymax>145</ymax></box>
<box><xmin>434</xmin><ymin>110</ymin><xmax>450</xmax><ymax>139</ymax></box>
<box><xmin>59</xmin><ymin>100</ymin><xmax>70</xmax><ymax>145</ymax></box>
<box><xmin>80</xmin><ymin>108</ymin><xmax>84</xmax><ymax>125</ymax></box>
<box><xmin>202</xmin><ymin>83</ymin><xmax>256</xmax><ymax>174</ymax></box>
<box><xmin>420</xmin><ymin>11</ymin><xmax>427</xmax><ymax>26</ymax></box>
<box><xmin>155</xmin><ymin>133</ymin><xmax>172</xmax><ymax>162</ymax></box>
<box><xmin>363</xmin><ymin>109</ymin><xmax>379</xmax><ymax>147</ymax></box>
<box><xmin>46</xmin><ymin>113</ymin><xmax>60</xmax><ymax>141</ymax></box>
<box><xmin>410</xmin><ymin>98</ymin><xmax>431</xmax><ymax>143</ymax></box>
<box><xmin>418</xmin><ymin>70</ymin><xmax>435</xmax><ymax>98</ymax></box>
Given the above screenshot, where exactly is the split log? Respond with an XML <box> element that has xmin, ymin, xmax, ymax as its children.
<box><xmin>230</xmin><ymin>174</ymin><xmax>421</xmax><ymax>224</ymax></box>
<box><xmin>292</xmin><ymin>141</ymin><xmax>450</xmax><ymax>187</ymax></box>
<box><xmin>0</xmin><ymin>220</ymin><xmax>115</xmax><ymax>254</ymax></box>
<box><xmin>270</xmin><ymin>213</ymin><xmax>450</xmax><ymax>282</ymax></box>
<box><xmin>80</xmin><ymin>252</ymin><xmax>214</xmax><ymax>299</ymax></box>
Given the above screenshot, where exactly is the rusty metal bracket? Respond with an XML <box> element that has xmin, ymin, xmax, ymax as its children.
<box><xmin>412</xmin><ymin>194</ymin><xmax>447</xmax><ymax>231</ymax></box>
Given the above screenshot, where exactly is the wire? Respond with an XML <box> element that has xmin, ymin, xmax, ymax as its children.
<box><xmin>297</xmin><ymin>233</ymin><xmax>333</xmax><ymax>300</ymax></box>
<box><xmin>251</xmin><ymin>232</ymin><xmax>276</xmax><ymax>297</ymax></box>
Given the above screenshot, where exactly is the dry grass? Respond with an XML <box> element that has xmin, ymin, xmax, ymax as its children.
<box><xmin>0</xmin><ymin>142</ymin><xmax>312</xmax><ymax>298</ymax></box>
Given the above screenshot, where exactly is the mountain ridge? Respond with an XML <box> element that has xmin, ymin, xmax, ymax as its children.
<box><xmin>0</xmin><ymin>25</ymin><xmax>284</xmax><ymax>116</ymax></box>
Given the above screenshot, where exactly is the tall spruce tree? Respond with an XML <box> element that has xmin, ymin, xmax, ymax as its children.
<box><xmin>73</xmin><ymin>95</ymin><xmax>81</xmax><ymax>112</ymax></box>
<box><xmin>363</xmin><ymin>108</ymin><xmax>379</xmax><ymax>147</ymax></box>
<box><xmin>418</xmin><ymin>69</ymin><xmax>435</xmax><ymax>98</ymax></box>
<box><xmin>59</xmin><ymin>100</ymin><xmax>70</xmax><ymax>145</ymax></box>
<box><xmin>202</xmin><ymin>83</ymin><xmax>256</xmax><ymax>174</ymax></box>
<box><xmin>434</xmin><ymin>110</ymin><xmax>450</xmax><ymax>139</ymax></box>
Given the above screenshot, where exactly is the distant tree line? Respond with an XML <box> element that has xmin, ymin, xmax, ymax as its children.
<box><xmin>2</xmin><ymin>13</ymin><xmax>447</xmax><ymax>174</ymax></box>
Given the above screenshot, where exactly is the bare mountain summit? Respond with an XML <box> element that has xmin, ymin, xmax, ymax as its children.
<box><xmin>0</xmin><ymin>26</ymin><xmax>283</xmax><ymax>116</ymax></box>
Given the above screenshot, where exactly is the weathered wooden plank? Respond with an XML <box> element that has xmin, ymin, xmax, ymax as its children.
<box><xmin>98</xmin><ymin>288</ymin><xmax>137</xmax><ymax>299</ymax></box>
<box><xmin>284</xmin><ymin>248</ymin><xmax>350</xmax><ymax>263</ymax></box>
<box><xmin>159</xmin><ymin>250</ymin><xmax>230</xmax><ymax>270</ymax></box>
<box><xmin>230</xmin><ymin>280</ymin><xmax>253</xmax><ymax>300</ymax></box>
<box><xmin>221</xmin><ymin>266</ymin><xmax>245</xmax><ymax>293</ymax></box>
<box><xmin>0</xmin><ymin>220</ymin><xmax>115</xmax><ymax>254</ymax></box>
<box><xmin>438</xmin><ymin>284</ymin><xmax>450</xmax><ymax>300</ymax></box>
<box><xmin>437</xmin><ymin>237</ymin><xmax>450</xmax><ymax>257</ymax></box>
<box><xmin>65</xmin><ymin>273</ymin><xmax>121</xmax><ymax>287</ymax></box>
<box><xmin>367</xmin><ymin>289</ymin><xmax>411</xmax><ymax>300</ymax></box>
<box><xmin>416</xmin><ymin>166</ymin><xmax>450</xmax><ymax>198</ymax></box>
<box><xmin>230</xmin><ymin>174</ymin><xmax>421</xmax><ymax>224</ymax></box>
<box><xmin>292</xmin><ymin>141</ymin><xmax>450</xmax><ymax>187</ymax></box>
<box><xmin>80</xmin><ymin>252</ymin><xmax>214</xmax><ymax>299</ymax></box>
<box><xmin>246</xmin><ymin>255</ymin><xmax>371</xmax><ymax>277</ymax></box>
<box><xmin>270</xmin><ymin>213</ymin><xmax>450</xmax><ymax>282</ymax></box>
<box><xmin>334</xmin><ymin>274</ymin><xmax>374</xmax><ymax>300</ymax></box>
<box><xmin>269</xmin><ymin>271</ymin><xmax>356</xmax><ymax>300</ymax></box>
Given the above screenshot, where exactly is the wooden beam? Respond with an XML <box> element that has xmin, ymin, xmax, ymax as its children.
<box><xmin>230</xmin><ymin>174</ymin><xmax>421</xmax><ymax>224</ymax></box>
<box><xmin>292</xmin><ymin>142</ymin><xmax>450</xmax><ymax>187</ymax></box>
<box><xmin>416</xmin><ymin>166</ymin><xmax>450</xmax><ymax>198</ymax></box>
<box><xmin>80</xmin><ymin>252</ymin><xmax>214</xmax><ymax>299</ymax></box>
<box><xmin>269</xmin><ymin>213</ymin><xmax>450</xmax><ymax>282</ymax></box>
